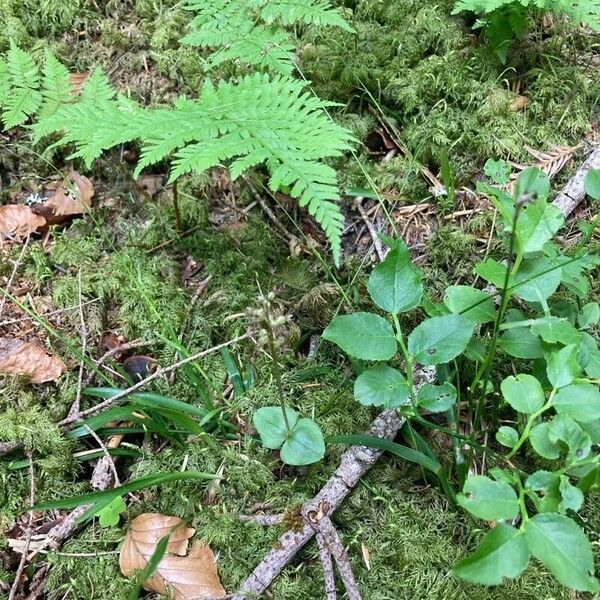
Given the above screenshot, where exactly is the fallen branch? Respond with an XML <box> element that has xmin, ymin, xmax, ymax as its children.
<box><xmin>553</xmin><ymin>146</ymin><xmax>600</xmax><ymax>218</ymax></box>
<box><xmin>232</xmin><ymin>407</ymin><xmax>404</xmax><ymax>600</ymax></box>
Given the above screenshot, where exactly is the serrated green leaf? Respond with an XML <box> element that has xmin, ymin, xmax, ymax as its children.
<box><xmin>457</xmin><ymin>475</ymin><xmax>519</xmax><ymax>521</ymax></box>
<box><xmin>408</xmin><ymin>314</ymin><xmax>474</xmax><ymax>365</ymax></box>
<box><xmin>496</xmin><ymin>425</ymin><xmax>519</xmax><ymax>448</ymax></box>
<box><xmin>453</xmin><ymin>523</ymin><xmax>530</xmax><ymax>585</ymax></box>
<box><xmin>500</xmin><ymin>374</ymin><xmax>545</xmax><ymax>414</ymax></box>
<box><xmin>579</xmin><ymin>302</ymin><xmax>600</xmax><ymax>329</ymax></box>
<box><xmin>558</xmin><ymin>476</ymin><xmax>584</xmax><ymax>513</ymax></box>
<box><xmin>585</xmin><ymin>169</ymin><xmax>600</xmax><ymax>200</ymax></box>
<box><xmin>499</xmin><ymin>328</ymin><xmax>543</xmax><ymax>358</ymax></box>
<box><xmin>353</xmin><ymin>365</ymin><xmax>409</xmax><ymax>408</ymax></box>
<box><xmin>474</xmin><ymin>258</ymin><xmax>508</xmax><ymax>287</ymax></box>
<box><xmin>515</xmin><ymin>199</ymin><xmax>564</xmax><ymax>254</ymax></box>
<box><xmin>444</xmin><ymin>285</ymin><xmax>494</xmax><ymax>323</ymax></box>
<box><xmin>515</xmin><ymin>166</ymin><xmax>550</xmax><ymax>200</ymax></box>
<box><xmin>323</xmin><ymin>312</ymin><xmax>397</xmax><ymax>361</ymax></box>
<box><xmin>530</xmin><ymin>317</ymin><xmax>581</xmax><ymax>346</ymax></box>
<box><xmin>367</xmin><ymin>240</ymin><xmax>423</xmax><ymax>313</ymax></box>
<box><xmin>548</xmin><ymin>414</ymin><xmax>592</xmax><ymax>464</ymax></box>
<box><xmin>546</xmin><ymin>344</ymin><xmax>579</xmax><ymax>388</ymax></box>
<box><xmin>483</xmin><ymin>158</ymin><xmax>511</xmax><ymax>185</ymax></box>
<box><xmin>530</xmin><ymin>422</ymin><xmax>561</xmax><ymax>460</ymax></box>
<box><xmin>513</xmin><ymin>257</ymin><xmax>562</xmax><ymax>302</ymax></box>
<box><xmin>553</xmin><ymin>383</ymin><xmax>600</xmax><ymax>423</ymax></box>
<box><xmin>524</xmin><ymin>513</ymin><xmax>599</xmax><ymax>592</ymax></box>
<box><xmin>416</xmin><ymin>382</ymin><xmax>457</xmax><ymax>413</ymax></box>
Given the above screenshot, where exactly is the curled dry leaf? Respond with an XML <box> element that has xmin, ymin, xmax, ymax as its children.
<box><xmin>0</xmin><ymin>205</ymin><xmax>46</xmax><ymax>241</ymax></box>
<box><xmin>119</xmin><ymin>513</ymin><xmax>226</xmax><ymax>600</ymax></box>
<box><xmin>34</xmin><ymin>170</ymin><xmax>94</xmax><ymax>223</ymax></box>
<box><xmin>0</xmin><ymin>338</ymin><xmax>66</xmax><ymax>383</ymax></box>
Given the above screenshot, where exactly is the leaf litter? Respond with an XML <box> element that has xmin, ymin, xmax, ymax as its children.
<box><xmin>119</xmin><ymin>513</ymin><xmax>226</xmax><ymax>600</ymax></box>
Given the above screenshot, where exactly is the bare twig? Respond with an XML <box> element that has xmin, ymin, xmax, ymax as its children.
<box><xmin>354</xmin><ymin>197</ymin><xmax>386</xmax><ymax>261</ymax></box>
<box><xmin>0</xmin><ymin>235</ymin><xmax>30</xmax><ymax>320</ymax></box>
<box><xmin>316</xmin><ymin>534</ymin><xmax>336</xmax><ymax>600</ymax></box>
<box><xmin>239</xmin><ymin>515</ymin><xmax>284</xmax><ymax>526</ymax></box>
<box><xmin>58</xmin><ymin>333</ymin><xmax>251</xmax><ymax>426</ymax></box>
<box><xmin>67</xmin><ymin>271</ymin><xmax>88</xmax><ymax>420</ymax></box>
<box><xmin>232</xmin><ymin>407</ymin><xmax>405</xmax><ymax>600</ymax></box>
<box><xmin>0</xmin><ymin>441</ymin><xmax>23</xmax><ymax>456</ymax></box>
<box><xmin>8</xmin><ymin>451</ymin><xmax>35</xmax><ymax>600</ymax></box>
<box><xmin>553</xmin><ymin>146</ymin><xmax>600</xmax><ymax>218</ymax></box>
<box><xmin>0</xmin><ymin>299</ymin><xmax>100</xmax><ymax>328</ymax></box>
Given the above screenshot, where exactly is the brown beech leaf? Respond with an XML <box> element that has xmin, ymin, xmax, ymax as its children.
<box><xmin>119</xmin><ymin>513</ymin><xmax>226</xmax><ymax>600</ymax></box>
<box><xmin>34</xmin><ymin>170</ymin><xmax>94</xmax><ymax>223</ymax></box>
<box><xmin>69</xmin><ymin>72</ymin><xmax>90</xmax><ymax>97</ymax></box>
<box><xmin>0</xmin><ymin>338</ymin><xmax>65</xmax><ymax>383</ymax></box>
<box><xmin>0</xmin><ymin>205</ymin><xmax>46</xmax><ymax>241</ymax></box>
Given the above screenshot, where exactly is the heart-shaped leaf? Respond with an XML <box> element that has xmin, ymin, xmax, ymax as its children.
<box><xmin>500</xmin><ymin>374</ymin><xmax>545</xmax><ymax>414</ymax></box>
<box><xmin>280</xmin><ymin>418</ymin><xmax>325</xmax><ymax>466</ymax></box>
<box><xmin>253</xmin><ymin>406</ymin><xmax>299</xmax><ymax>450</ymax></box>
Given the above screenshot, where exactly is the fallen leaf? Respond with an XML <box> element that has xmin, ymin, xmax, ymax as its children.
<box><xmin>0</xmin><ymin>205</ymin><xmax>46</xmax><ymax>242</ymax></box>
<box><xmin>34</xmin><ymin>170</ymin><xmax>94</xmax><ymax>223</ymax></box>
<box><xmin>120</xmin><ymin>513</ymin><xmax>226</xmax><ymax>600</ymax></box>
<box><xmin>509</xmin><ymin>95</ymin><xmax>530</xmax><ymax>111</ymax></box>
<box><xmin>69</xmin><ymin>72</ymin><xmax>90</xmax><ymax>97</ymax></box>
<box><xmin>138</xmin><ymin>174</ymin><xmax>164</xmax><ymax>198</ymax></box>
<box><xmin>0</xmin><ymin>338</ymin><xmax>65</xmax><ymax>383</ymax></box>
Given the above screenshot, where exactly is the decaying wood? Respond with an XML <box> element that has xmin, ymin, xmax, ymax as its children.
<box><xmin>232</xmin><ymin>407</ymin><xmax>405</xmax><ymax>600</ymax></box>
<box><xmin>553</xmin><ymin>146</ymin><xmax>600</xmax><ymax>217</ymax></box>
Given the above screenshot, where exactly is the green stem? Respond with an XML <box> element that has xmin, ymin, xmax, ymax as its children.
<box><xmin>392</xmin><ymin>314</ymin><xmax>414</xmax><ymax>400</ymax></box>
<box><xmin>516</xmin><ymin>476</ymin><xmax>529</xmax><ymax>524</ymax></box>
<box><xmin>506</xmin><ymin>390</ymin><xmax>556</xmax><ymax>460</ymax></box>
<box><xmin>264</xmin><ymin>302</ymin><xmax>292</xmax><ymax>437</ymax></box>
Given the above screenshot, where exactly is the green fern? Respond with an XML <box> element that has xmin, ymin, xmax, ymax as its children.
<box><xmin>181</xmin><ymin>0</ymin><xmax>353</xmax><ymax>74</ymax></box>
<box><xmin>0</xmin><ymin>48</ymin><xmax>353</xmax><ymax>264</ymax></box>
<box><xmin>0</xmin><ymin>44</ymin><xmax>42</xmax><ymax>128</ymax></box>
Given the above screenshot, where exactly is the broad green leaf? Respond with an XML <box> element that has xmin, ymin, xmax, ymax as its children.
<box><xmin>512</xmin><ymin>257</ymin><xmax>562</xmax><ymax>302</ymax></box>
<box><xmin>553</xmin><ymin>383</ymin><xmax>600</xmax><ymax>423</ymax></box>
<box><xmin>516</xmin><ymin>199</ymin><xmax>564</xmax><ymax>254</ymax></box>
<box><xmin>453</xmin><ymin>524</ymin><xmax>530</xmax><ymax>585</ymax></box>
<box><xmin>585</xmin><ymin>169</ymin><xmax>600</xmax><ymax>200</ymax></box>
<box><xmin>530</xmin><ymin>317</ymin><xmax>581</xmax><ymax>346</ymax></box>
<box><xmin>367</xmin><ymin>240</ymin><xmax>423</xmax><ymax>313</ymax></box>
<box><xmin>474</xmin><ymin>259</ymin><xmax>508</xmax><ymax>287</ymax></box>
<box><xmin>484</xmin><ymin>158</ymin><xmax>511</xmax><ymax>185</ymax></box>
<box><xmin>323</xmin><ymin>312</ymin><xmax>397</xmax><ymax>361</ymax></box>
<box><xmin>579</xmin><ymin>302</ymin><xmax>600</xmax><ymax>329</ymax></box>
<box><xmin>416</xmin><ymin>382</ymin><xmax>457</xmax><ymax>413</ymax></box>
<box><xmin>499</xmin><ymin>328</ymin><xmax>543</xmax><ymax>358</ymax></box>
<box><xmin>496</xmin><ymin>426</ymin><xmax>519</xmax><ymax>448</ymax></box>
<box><xmin>253</xmin><ymin>406</ymin><xmax>299</xmax><ymax>449</ymax></box>
<box><xmin>515</xmin><ymin>167</ymin><xmax>550</xmax><ymax>200</ymax></box>
<box><xmin>529</xmin><ymin>422</ymin><xmax>561</xmax><ymax>460</ymax></box>
<box><xmin>457</xmin><ymin>475</ymin><xmax>519</xmax><ymax>521</ymax></box>
<box><xmin>443</xmin><ymin>285</ymin><xmax>494</xmax><ymax>324</ymax></box>
<box><xmin>500</xmin><ymin>374</ymin><xmax>545</xmax><ymax>414</ymax></box>
<box><xmin>558</xmin><ymin>476</ymin><xmax>584</xmax><ymax>513</ymax></box>
<box><xmin>525</xmin><ymin>470</ymin><xmax>561</xmax><ymax>513</ymax></box>
<box><xmin>546</xmin><ymin>344</ymin><xmax>579</xmax><ymax>388</ymax></box>
<box><xmin>583</xmin><ymin>349</ymin><xmax>600</xmax><ymax>378</ymax></box>
<box><xmin>408</xmin><ymin>314</ymin><xmax>474</xmax><ymax>365</ymax></box>
<box><xmin>524</xmin><ymin>513</ymin><xmax>599</xmax><ymax>592</ymax></box>
<box><xmin>280</xmin><ymin>418</ymin><xmax>325</xmax><ymax>466</ymax></box>
<box><xmin>548</xmin><ymin>414</ymin><xmax>592</xmax><ymax>464</ymax></box>
<box><xmin>464</xmin><ymin>337</ymin><xmax>487</xmax><ymax>361</ymax></box>
<box><xmin>354</xmin><ymin>365</ymin><xmax>409</xmax><ymax>408</ymax></box>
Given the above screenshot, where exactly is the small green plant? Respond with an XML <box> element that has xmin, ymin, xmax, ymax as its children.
<box><xmin>0</xmin><ymin>0</ymin><xmax>355</xmax><ymax>263</ymax></box>
<box><xmin>324</xmin><ymin>166</ymin><xmax>600</xmax><ymax>591</ymax></box>
<box><xmin>251</xmin><ymin>292</ymin><xmax>325</xmax><ymax>466</ymax></box>
<box><xmin>452</xmin><ymin>0</ymin><xmax>600</xmax><ymax>62</ymax></box>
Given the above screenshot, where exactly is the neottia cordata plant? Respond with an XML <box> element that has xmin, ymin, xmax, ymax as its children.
<box><xmin>324</xmin><ymin>165</ymin><xmax>600</xmax><ymax>591</ymax></box>
<box><xmin>0</xmin><ymin>0</ymin><xmax>355</xmax><ymax>263</ymax></box>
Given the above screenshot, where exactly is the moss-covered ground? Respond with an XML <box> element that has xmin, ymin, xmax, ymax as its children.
<box><xmin>0</xmin><ymin>0</ymin><xmax>599</xmax><ymax>598</ymax></box>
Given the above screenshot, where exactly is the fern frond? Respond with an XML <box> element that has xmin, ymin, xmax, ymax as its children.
<box><xmin>250</xmin><ymin>0</ymin><xmax>354</xmax><ymax>30</ymax></box>
<box><xmin>551</xmin><ymin>0</ymin><xmax>600</xmax><ymax>30</ymax></box>
<box><xmin>38</xmin><ymin>51</ymin><xmax>72</xmax><ymax>118</ymax></box>
<box><xmin>0</xmin><ymin>44</ymin><xmax>42</xmax><ymax>129</ymax></box>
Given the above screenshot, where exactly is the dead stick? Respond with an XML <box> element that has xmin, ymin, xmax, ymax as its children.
<box><xmin>58</xmin><ymin>332</ymin><xmax>250</xmax><ymax>427</ymax></box>
<box><xmin>232</xmin><ymin>408</ymin><xmax>404</xmax><ymax>600</ymax></box>
<box><xmin>316</xmin><ymin>534</ymin><xmax>336</xmax><ymax>600</ymax></box>
<box><xmin>553</xmin><ymin>146</ymin><xmax>600</xmax><ymax>218</ymax></box>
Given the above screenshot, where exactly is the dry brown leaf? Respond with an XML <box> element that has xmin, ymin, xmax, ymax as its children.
<box><xmin>509</xmin><ymin>95</ymin><xmax>530</xmax><ymax>111</ymax></box>
<box><xmin>34</xmin><ymin>170</ymin><xmax>94</xmax><ymax>222</ymax></box>
<box><xmin>511</xmin><ymin>144</ymin><xmax>581</xmax><ymax>180</ymax></box>
<box><xmin>120</xmin><ymin>513</ymin><xmax>226</xmax><ymax>600</ymax></box>
<box><xmin>0</xmin><ymin>205</ymin><xmax>46</xmax><ymax>241</ymax></box>
<box><xmin>69</xmin><ymin>72</ymin><xmax>90</xmax><ymax>97</ymax></box>
<box><xmin>0</xmin><ymin>338</ymin><xmax>65</xmax><ymax>383</ymax></box>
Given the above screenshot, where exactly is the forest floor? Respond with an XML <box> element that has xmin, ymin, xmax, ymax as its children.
<box><xmin>0</xmin><ymin>0</ymin><xmax>599</xmax><ymax>599</ymax></box>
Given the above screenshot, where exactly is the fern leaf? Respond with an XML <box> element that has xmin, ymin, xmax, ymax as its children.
<box><xmin>0</xmin><ymin>58</ymin><xmax>9</xmax><ymax>107</ymax></box>
<box><xmin>39</xmin><ymin>51</ymin><xmax>72</xmax><ymax>118</ymax></box>
<box><xmin>551</xmin><ymin>0</ymin><xmax>600</xmax><ymax>30</ymax></box>
<box><xmin>250</xmin><ymin>0</ymin><xmax>354</xmax><ymax>31</ymax></box>
<box><xmin>1</xmin><ymin>44</ymin><xmax>42</xmax><ymax>129</ymax></box>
